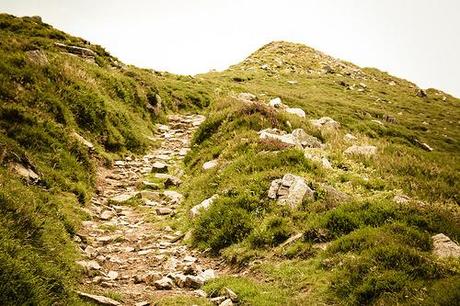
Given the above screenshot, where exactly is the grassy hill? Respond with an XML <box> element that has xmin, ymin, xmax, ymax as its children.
<box><xmin>0</xmin><ymin>14</ymin><xmax>459</xmax><ymax>305</ymax></box>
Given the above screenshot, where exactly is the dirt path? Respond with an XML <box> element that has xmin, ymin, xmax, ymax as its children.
<box><xmin>75</xmin><ymin>114</ymin><xmax>225</xmax><ymax>305</ymax></box>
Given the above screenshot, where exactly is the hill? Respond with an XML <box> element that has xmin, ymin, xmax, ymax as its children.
<box><xmin>0</xmin><ymin>14</ymin><xmax>459</xmax><ymax>305</ymax></box>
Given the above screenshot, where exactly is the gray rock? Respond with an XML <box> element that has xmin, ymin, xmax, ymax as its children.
<box><xmin>268</xmin><ymin>174</ymin><xmax>314</xmax><ymax>208</ymax></box>
<box><xmin>154</xmin><ymin>277</ymin><xmax>174</xmax><ymax>290</ymax></box>
<box><xmin>219</xmin><ymin>299</ymin><xmax>234</xmax><ymax>306</ymax></box>
<box><xmin>156</xmin><ymin>207</ymin><xmax>173</xmax><ymax>215</ymax></box>
<box><xmin>210</xmin><ymin>297</ymin><xmax>227</xmax><ymax>305</ymax></box>
<box><xmin>184</xmin><ymin>275</ymin><xmax>205</xmax><ymax>288</ymax></box>
<box><xmin>310</xmin><ymin>117</ymin><xmax>340</xmax><ymax>130</ymax></box>
<box><xmin>71</xmin><ymin>132</ymin><xmax>94</xmax><ymax>150</ymax></box>
<box><xmin>76</xmin><ymin>291</ymin><xmax>120</xmax><ymax>306</ymax></box>
<box><xmin>9</xmin><ymin>162</ymin><xmax>40</xmax><ymax>182</ymax></box>
<box><xmin>203</xmin><ymin>159</ymin><xmax>218</xmax><ymax>170</ymax></box>
<box><xmin>76</xmin><ymin>260</ymin><xmax>101</xmax><ymax>272</ymax></box>
<box><xmin>344</xmin><ymin>145</ymin><xmax>377</xmax><ymax>157</ymax></box>
<box><xmin>190</xmin><ymin>195</ymin><xmax>219</xmax><ymax>218</ymax></box>
<box><xmin>99</xmin><ymin>210</ymin><xmax>114</xmax><ymax>220</ymax></box>
<box><xmin>224</xmin><ymin>287</ymin><xmax>239</xmax><ymax>302</ymax></box>
<box><xmin>432</xmin><ymin>233</ymin><xmax>460</xmax><ymax>258</ymax></box>
<box><xmin>343</xmin><ymin>133</ymin><xmax>357</xmax><ymax>142</ymax></box>
<box><xmin>259</xmin><ymin>128</ymin><xmax>297</xmax><ymax>147</ymax></box>
<box><xmin>268</xmin><ymin>97</ymin><xmax>283</xmax><ymax>108</ymax></box>
<box><xmin>109</xmin><ymin>192</ymin><xmax>139</xmax><ymax>204</ymax></box>
<box><xmin>163</xmin><ymin>190</ymin><xmax>183</xmax><ymax>204</ymax></box>
<box><xmin>291</xmin><ymin>129</ymin><xmax>323</xmax><ymax>148</ymax></box>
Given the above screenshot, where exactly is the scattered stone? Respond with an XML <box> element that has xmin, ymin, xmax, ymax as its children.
<box><xmin>135</xmin><ymin>302</ymin><xmax>150</xmax><ymax>306</ymax></box>
<box><xmin>203</xmin><ymin>159</ymin><xmax>218</xmax><ymax>170</ymax></box>
<box><xmin>320</xmin><ymin>185</ymin><xmax>350</xmax><ymax>205</ymax></box>
<box><xmin>54</xmin><ymin>42</ymin><xmax>97</xmax><ymax>58</ymax></box>
<box><xmin>268</xmin><ymin>174</ymin><xmax>314</xmax><ymax>208</ymax></box>
<box><xmin>156</xmin><ymin>207</ymin><xmax>173</xmax><ymax>215</ymax></box>
<box><xmin>152</xmin><ymin>161</ymin><xmax>168</xmax><ymax>173</ymax></box>
<box><xmin>71</xmin><ymin>132</ymin><xmax>94</xmax><ymax>150</ymax></box>
<box><xmin>84</xmin><ymin>246</ymin><xmax>98</xmax><ymax>258</ymax></box>
<box><xmin>163</xmin><ymin>190</ymin><xmax>183</xmax><ymax>204</ymax></box>
<box><xmin>107</xmin><ymin>271</ymin><xmax>118</xmax><ymax>280</ymax></box>
<box><xmin>76</xmin><ymin>291</ymin><xmax>121</xmax><ymax>306</ymax></box>
<box><xmin>371</xmin><ymin>119</ymin><xmax>384</xmax><ymax>126</ymax></box>
<box><xmin>142</xmin><ymin>181</ymin><xmax>160</xmax><ymax>190</ymax></box>
<box><xmin>76</xmin><ymin>260</ymin><xmax>101</xmax><ymax>272</ymax></box>
<box><xmin>416</xmin><ymin>89</ymin><xmax>427</xmax><ymax>98</ymax></box>
<box><xmin>259</xmin><ymin>128</ymin><xmax>322</xmax><ymax>149</ymax></box>
<box><xmin>99</xmin><ymin>210</ymin><xmax>114</xmax><ymax>220</ymax></box>
<box><xmin>432</xmin><ymin>234</ymin><xmax>460</xmax><ymax>258</ymax></box>
<box><xmin>109</xmin><ymin>192</ymin><xmax>138</xmax><ymax>204</ymax></box>
<box><xmin>237</xmin><ymin>92</ymin><xmax>257</xmax><ymax>102</ymax></box>
<box><xmin>285</xmin><ymin>107</ymin><xmax>306</xmax><ymax>118</ymax></box>
<box><xmin>134</xmin><ymin>271</ymin><xmax>162</xmax><ymax>284</ymax></box>
<box><xmin>219</xmin><ymin>299</ymin><xmax>234</xmax><ymax>306</ymax></box>
<box><xmin>393</xmin><ymin>194</ymin><xmax>411</xmax><ymax>204</ymax></box>
<box><xmin>163</xmin><ymin>175</ymin><xmax>182</xmax><ymax>187</ymax></box>
<box><xmin>224</xmin><ymin>288</ymin><xmax>239</xmax><ymax>302</ymax></box>
<box><xmin>194</xmin><ymin>289</ymin><xmax>207</xmax><ymax>298</ymax></box>
<box><xmin>190</xmin><ymin>195</ymin><xmax>219</xmax><ymax>218</ymax></box>
<box><xmin>343</xmin><ymin>133</ymin><xmax>357</xmax><ymax>142</ymax></box>
<box><xmin>9</xmin><ymin>162</ymin><xmax>40</xmax><ymax>182</ymax></box>
<box><xmin>280</xmin><ymin>233</ymin><xmax>303</xmax><ymax>248</ymax></box>
<box><xmin>269</xmin><ymin>97</ymin><xmax>283</xmax><ymax>108</ymax></box>
<box><xmin>344</xmin><ymin>145</ymin><xmax>377</xmax><ymax>157</ymax></box>
<box><xmin>199</xmin><ymin>269</ymin><xmax>217</xmax><ymax>282</ymax></box>
<box><xmin>154</xmin><ymin>277</ymin><xmax>174</xmax><ymax>290</ymax></box>
<box><xmin>291</xmin><ymin>129</ymin><xmax>324</xmax><ymax>148</ymax></box>
<box><xmin>140</xmin><ymin>190</ymin><xmax>161</xmax><ymax>201</ymax></box>
<box><xmin>184</xmin><ymin>275</ymin><xmax>205</xmax><ymax>288</ymax></box>
<box><xmin>310</xmin><ymin>117</ymin><xmax>340</xmax><ymax>130</ymax></box>
<box><xmin>210</xmin><ymin>297</ymin><xmax>227</xmax><ymax>305</ymax></box>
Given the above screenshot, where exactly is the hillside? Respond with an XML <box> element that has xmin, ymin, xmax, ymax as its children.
<box><xmin>1</xmin><ymin>14</ymin><xmax>459</xmax><ymax>306</ymax></box>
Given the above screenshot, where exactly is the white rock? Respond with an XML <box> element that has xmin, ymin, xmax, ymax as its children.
<box><xmin>9</xmin><ymin>163</ymin><xmax>40</xmax><ymax>182</ymax></box>
<box><xmin>76</xmin><ymin>291</ymin><xmax>120</xmax><ymax>306</ymax></box>
<box><xmin>343</xmin><ymin>133</ymin><xmax>357</xmax><ymax>142</ymax></box>
<box><xmin>199</xmin><ymin>269</ymin><xmax>217</xmax><ymax>282</ymax></box>
<box><xmin>203</xmin><ymin>159</ymin><xmax>218</xmax><ymax>170</ymax></box>
<box><xmin>99</xmin><ymin>210</ymin><xmax>114</xmax><ymax>220</ymax></box>
<box><xmin>154</xmin><ymin>277</ymin><xmax>174</xmax><ymax>290</ymax></box>
<box><xmin>71</xmin><ymin>132</ymin><xmax>94</xmax><ymax>150</ymax></box>
<box><xmin>268</xmin><ymin>174</ymin><xmax>314</xmax><ymax>209</ymax></box>
<box><xmin>219</xmin><ymin>299</ymin><xmax>234</xmax><ymax>306</ymax></box>
<box><xmin>156</xmin><ymin>207</ymin><xmax>173</xmax><ymax>215</ymax></box>
<box><xmin>76</xmin><ymin>260</ymin><xmax>101</xmax><ymax>271</ymax></box>
<box><xmin>268</xmin><ymin>97</ymin><xmax>283</xmax><ymax>108</ymax></box>
<box><xmin>107</xmin><ymin>271</ymin><xmax>118</xmax><ymax>280</ymax></box>
<box><xmin>285</xmin><ymin>107</ymin><xmax>306</xmax><ymax>118</ymax></box>
<box><xmin>344</xmin><ymin>145</ymin><xmax>377</xmax><ymax>157</ymax></box>
<box><xmin>190</xmin><ymin>195</ymin><xmax>219</xmax><ymax>218</ymax></box>
<box><xmin>152</xmin><ymin>161</ymin><xmax>168</xmax><ymax>173</ymax></box>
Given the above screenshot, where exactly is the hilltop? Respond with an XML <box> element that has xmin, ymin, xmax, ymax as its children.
<box><xmin>0</xmin><ymin>14</ymin><xmax>459</xmax><ymax>306</ymax></box>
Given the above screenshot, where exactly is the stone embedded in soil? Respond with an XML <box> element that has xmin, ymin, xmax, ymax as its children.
<box><xmin>99</xmin><ymin>210</ymin><xmax>114</xmax><ymax>220</ymax></box>
<box><xmin>76</xmin><ymin>260</ymin><xmax>101</xmax><ymax>272</ymax></box>
<box><xmin>163</xmin><ymin>190</ymin><xmax>183</xmax><ymax>204</ymax></box>
<box><xmin>344</xmin><ymin>145</ymin><xmax>377</xmax><ymax>157</ymax></box>
<box><xmin>152</xmin><ymin>161</ymin><xmax>168</xmax><ymax>173</ymax></box>
<box><xmin>109</xmin><ymin>192</ymin><xmax>138</xmax><ymax>204</ymax></box>
<box><xmin>432</xmin><ymin>233</ymin><xmax>460</xmax><ymax>258</ymax></box>
<box><xmin>154</xmin><ymin>276</ymin><xmax>174</xmax><ymax>290</ymax></box>
<box><xmin>190</xmin><ymin>194</ymin><xmax>218</xmax><ymax>218</ymax></box>
<box><xmin>156</xmin><ymin>207</ymin><xmax>173</xmax><ymax>215</ymax></box>
<box><xmin>219</xmin><ymin>298</ymin><xmax>234</xmax><ymax>306</ymax></box>
<box><xmin>140</xmin><ymin>190</ymin><xmax>161</xmax><ymax>201</ymax></box>
<box><xmin>203</xmin><ymin>159</ymin><xmax>218</xmax><ymax>170</ymax></box>
<box><xmin>76</xmin><ymin>291</ymin><xmax>121</xmax><ymax>306</ymax></box>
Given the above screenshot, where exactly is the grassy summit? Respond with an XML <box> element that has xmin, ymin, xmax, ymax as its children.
<box><xmin>0</xmin><ymin>14</ymin><xmax>459</xmax><ymax>305</ymax></box>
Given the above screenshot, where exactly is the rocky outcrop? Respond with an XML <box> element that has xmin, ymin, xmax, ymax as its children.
<box><xmin>268</xmin><ymin>174</ymin><xmax>314</xmax><ymax>208</ymax></box>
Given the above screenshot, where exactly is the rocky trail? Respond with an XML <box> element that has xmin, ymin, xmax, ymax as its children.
<box><xmin>75</xmin><ymin>114</ymin><xmax>234</xmax><ymax>306</ymax></box>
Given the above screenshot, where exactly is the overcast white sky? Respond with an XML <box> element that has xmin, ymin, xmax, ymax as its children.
<box><xmin>1</xmin><ymin>0</ymin><xmax>459</xmax><ymax>97</ymax></box>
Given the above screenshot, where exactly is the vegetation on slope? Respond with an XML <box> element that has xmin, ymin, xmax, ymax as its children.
<box><xmin>0</xmin><ymin>14</ymin><xmax>210</xmax><ymax>304</ymax></box>
<box><xmin>178</xmin><ymin>41</ymin><xmax>460</xmax><ymax>305</ymax></box>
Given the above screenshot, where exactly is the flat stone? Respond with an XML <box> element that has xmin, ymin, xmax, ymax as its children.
<box><xmin>140</xmin><ymin>190</ymin><xmax>161</xmax><ymax>201</ymax></box>
<box><xmin>109</xmin><ymin>192</ymin><xmax>138</xmax><ymax>204</ymax></box>
<box><xmin>268</xmin><ymin>97</ymin><xmax>283</xmax><ymax>108</ymax></box>
<box><xmin>76</xmin><ymin>291</ymin><xmax>120</xmax><ymax>306</ymax></box>
<box><xmin>163</xmin><ymin>190</ymin><xmax>183</xmax><ymax>204</ymax></box>
<box><xmin>152</xmin><ymin>161</ymin><xmax>168</xmax><ymax>173</ymax></box>
<box><xmin>154</xmin><ymin>277</ymin><xmax>174</xmax><ymax>290</ymax></box>
<box><xmin>285</xmin><ymin>107</ymin><xmax>306</xmax><ymax>118</ymax></box>
<box><xmin>76</xmin><ymin>260</ymin><xmax>101</xmax><ymax>271</ymax></box>
<box><xmin>107</xmin><ymin>271</ymin><xmax>118</xmax><ymax>280</ymax></box>
<box><xmin>220</xmin><ymin>298</ymin><xmax>234</xmax><ymax>306</ymax></box>
<box><xmin>310</xmin><ymin>117</ymin><xmax>340</xmax><ymax>130</ymax></box>
<box><xmin>71</xmin><ymin>132</ymin><xmax>94</xmax><ymax>150</ymax></box>
<box><xmin>99</xmin><ymin>210</ymin><xmax>114</xmax><ymax>220</ymax></box>
<box><xmin>199</xmin><ymin>269</ymin><xmax>217</xmax><ymax>282</ymax></box>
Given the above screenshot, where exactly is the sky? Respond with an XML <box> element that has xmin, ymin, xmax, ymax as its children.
<box><xmin>1</xmin><ymin>0</ymin><xmax>459</xmax><ymax>97</ymax></box>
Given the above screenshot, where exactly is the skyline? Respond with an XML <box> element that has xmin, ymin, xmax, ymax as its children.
<box><xmin>1</xmin><ymin>0</ymin><xmax>459</xmax><ymax>97</ymax></box>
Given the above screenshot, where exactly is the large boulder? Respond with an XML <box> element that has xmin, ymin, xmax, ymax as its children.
<box><xmin>268</xmin><ymin>174</ymin><xmax>314</xmax><ymax>208</ymax></box>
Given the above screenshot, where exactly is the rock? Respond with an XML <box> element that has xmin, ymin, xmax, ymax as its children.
<box><xmin>54</xmin><ymin>42</ymin><xmax>97</xmax><ymax>57</ymax></box>
<box><xmin>371</xmin><ymin>119</ymin><xmax>384</xmax><ymax>126</ymax></box>
<box><xmin>432</xmin><ymin>233</ymin><xmax>460</xmax><ymax>258</ymax></box>
<box><xmin>203</xmin><ymin>159</ymin><xmax>218</xmax><ymax>170</ymax></box>
<box><xmin>107</xmin><ymin>271</ymin><xmax>118</xmax><ymax>280</ymax></box>
<box><xmin>344</xmin><ymin>145</ymin><xmax>377</xmax><ymax>157</ymax></box>
<box><xmin>71</xmin><ymin>132</ymin><xmax>94</xmax><ymax>150</ymax></box>
<box><xmin>304</xmin><ymin>153</ymin><xmax>332</xmax><ymax>169</ymax></box>
<box><xmin>285</xmin><ymin>107</ymin><xmax>306</xmax><ymax>118</ymax></box>
<box><xmin>279</xmin><ymin>233</ymin><xmax>303</xmax><ymax>247</ymax></box>
<box><xmin>224</xmin><ymin>288</ymin><xmax>239</xmax><ymax>302</ymax></box>
<box><xmin>99</xmin><ymin>210</ymin><xmax>114</xmax><ymax>220</ymax></box>
<box><xmin>152</xmin><ymin>161</ymin><xmax>168</xmax><ymax>173</ymax></box>
<box><xmin>310</xmin><ymin>117</ymin><xmax>340</xmax><ymax>130</ymax></box>
<box><xmin>135</xmin><ymin>302</ymin><xmax>150</xmax><ymax>306</ymax></box>
<box><xmin>190</xmin><ymin>195</ymin><xmax>219</xmax><ymax>218</ymax></box>
<box><xmin>219</xmin><ymin>299</ymin><xmax>234</xmax><ymax>306</ymax></box>
<box><xmin>163</xmin><ymin>190</ymin><xmax>183</xmax><ymax>204</ymax></box>
<box><xmin>84</xmin><ymin>246</ymin><xmax>98</xmax><ymax>258</ymax></box>
<box><xmin>171</xmin><ymin>273</ymin><xmax>188</xmax><ymax>287</ymax></box>
<box><xmin>140</xmin><ymin>190</ymin><xmax>161</xmax><ymax>201</ymax></box>
<box><xmin>238</xmin><ymin>92</ymin><xmax>257</xmax><ymax>102</ymax></box>
<box><xmin>343</xmin><ymin>133</ymin><xmax>357</xmax><ymax>142</ymax></box>
<box><xmin>156</xmin><ymin>207</ymin><xmax>173</xmax><ymax>215</ymax></box>
<box><xmin>419</xmin><ymin>142</ymin><xmax>433</xmax><ymax>152</ymax></box>
<box><xmin>210</xmin><ymin>297</ymin><xmax>227</xmax><ymax>305</ymax></box>
<box><xmin>9</xmin><ymin>162</ymin><xmax>40</xmax><ymax>182</ymax></box>
<box><xmin>134</xmin><ymin>271</ymin><xmax>162</xmax><ymax>284</ymax></box>
<box><xmin>320</xmin><ymin>185</ymin><xmax>350</xmax><ymax>205</ymax></box>
<box><xmin>154</xmin><ymin>277</ymin><xmax>174</xmax><ymax>290</ymax></box>
<box><xmin>258</xmin><ymin>128</ymin><xmax>297</xmax><ymax>147</ymax></box>
<box><xmin>393</xmin><ymin>195</ymin><xmax>411</xmax><ymax>204</ymax></box>
<box><xmin>194</xmin><ymin>289</ymin><xmax>208</xmax><ymax>298</ymax></box>
<box><xmin>76</xmin><ymin>291</ymin><xmax>120</xmax><ymax>306</ymax></box>
<box><xmin>76</xmin><ymin>260</ymin><xmax>101</xmax><ymax>272</ymax></box>
<box><xmin>109</xmin><ymin>192</ymin><xmax>139</xmax><ymax>204</ymax></box>
<box><xmin>163</xmin><ymin>175</ymin><xmax>182</xmax><ymax>187</ymax></box>
<box><xmin>291</xmin><ymin>129</ymin><xmax>324</xmax><ymax>148</ymax></box>
<box><xmin>268</xmin><ymin>174</ymin><xmax>314</xmax><ymax>208</ymax></box>
<box><xmin>268</xmin><ymin>97</ymin><xmax>283</xmax><ymax>108</ymax></box>
<box><xmin>287</xmin><ymin>80</ymin><xmax>298</xmax><ymax>84</ymax></box>
<box><xmin>183</xmin><ymin>275</ymin><xmax>205</xmax><ymax>288</ymax></box>
<box><xmin>199</xmin><ymin>269</ymin><xmax>217</xmax><ymax>282</ymax></box>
